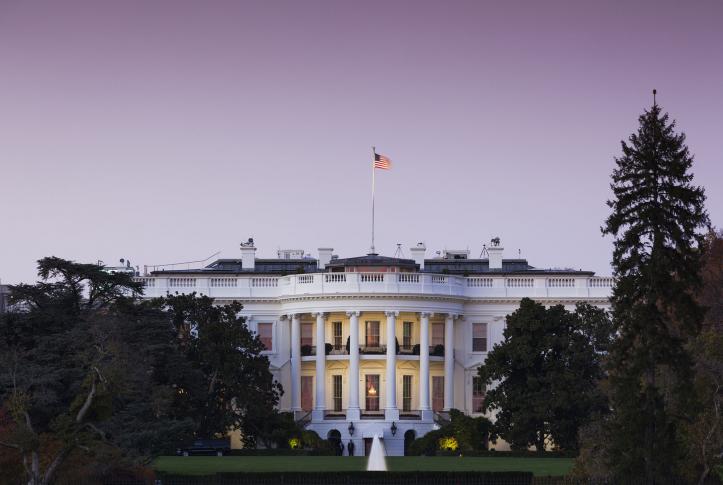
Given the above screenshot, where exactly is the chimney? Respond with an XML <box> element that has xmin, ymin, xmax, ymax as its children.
<box><xmin>240</xmin><ymin>238</ymin><xmax>256</xmax><ymax>271</ymax></box>
<box><xmin>487</xmin><ymin>238</ymin><xmax>503</xmax><ymax>270</ymax></box>
<box><xmin>318</xmin><ymin>248</ymin><xmax>333</xmax><ymax>270</ymax></box>
<box><xmin>409</xmin><ymin>242</ymin><xmax>426</xmax><ymax>270</ymax></box>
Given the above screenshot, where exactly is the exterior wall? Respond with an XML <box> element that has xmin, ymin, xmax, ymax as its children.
<box><xmin>136</xmin><ymin>272</ymin><xmax>612</xmax><ymax>455</ymax></box>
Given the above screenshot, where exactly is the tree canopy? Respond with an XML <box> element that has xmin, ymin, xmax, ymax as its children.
<box><xmin>0</xmin><ymin>258</ymin><xmax>283</xmax><ymax>484</ymax></box>
<box><xmin>478</xmin><ymin>298</ymin><xmax>612</xmax><ymax>452</ymax></box>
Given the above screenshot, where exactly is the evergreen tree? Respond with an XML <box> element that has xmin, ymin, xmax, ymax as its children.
<box><xmin>602</xmin><ymin>94</ymin><xmax>709</xmax><ymax>482</ymax></box>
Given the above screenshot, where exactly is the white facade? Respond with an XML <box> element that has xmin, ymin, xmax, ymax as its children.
<box><xmin>136</xmin><ymin>244</ymin><xmax>612</xmax><ymax>456</ymax></box>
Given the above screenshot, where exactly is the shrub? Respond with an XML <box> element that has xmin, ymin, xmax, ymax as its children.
<box><xmin>438</xmin><ymin>436</ymin><xmax>459</xmax><ymax>452</ymax></box>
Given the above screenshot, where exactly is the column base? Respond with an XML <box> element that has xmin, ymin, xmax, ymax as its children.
<box><xmin>384</xmin><ymin>408</ymin><xmax>399</xmax><ymax>421</ymax></box>
<box><xmin>347</xmin><ymin>407</ymin><xmax>361</xmax><ymax>421</ymax></box>
<box><xmin>420</xmin><ymin>409</ymin><xmax>434</xmax><ymax>421</ymax></box>
<box><xmin>312</xmin><ymin>409</ymin><xmax>325</xmax><ymax>421</ymax></box>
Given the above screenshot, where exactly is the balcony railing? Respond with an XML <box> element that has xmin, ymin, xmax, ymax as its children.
<box><xmin>399</xmin><ymin>410</ymin><xmax>422</xmax><ymax>420</ymax></box>
<box><xmin>323</xmin><ymin>409</ymin><xmax>346</xmax><ymax>420</ymax></box>
<box><xmin>135</xmin><ymin>273</ymin><xmax>613</xmax><ymax>299</ymax></box>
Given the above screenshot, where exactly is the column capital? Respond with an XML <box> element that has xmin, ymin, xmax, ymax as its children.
<box><xmin>346</xmin><ymin>311</ymin><xmax>361</xmax><ymax>317</ymax></box>
<box><xmin>446</xmin><ymin>313</ymin><xmax>460</xmax><ymax>320</ymax></box>
<box><xmin>288</xmin><ymin>313</ymin><xmax>300</xmax><ymax>321</ymax></box>
<box><xmin>311</xmin><ymin>312</ymin><xmax>327</xmax><ymax>319</ymax></box>
<box><xmin>419</xmin><ymin>312</ymin><xmax>432</xmax><ymax>318</ymax></box>
<box><xmin>384</xmin><ymin>311</ymin><xmax>399</xmax><ymax>318</ymax></box>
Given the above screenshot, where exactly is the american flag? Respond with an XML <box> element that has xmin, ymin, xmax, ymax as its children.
<box><xmin>374</xmin><ymin>152</ymin><xmax>392</xmax><ymax>170</ymax></box>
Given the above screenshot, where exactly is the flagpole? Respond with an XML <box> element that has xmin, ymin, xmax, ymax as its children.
<box><xmin>371</xmin><ymin>146</ymin><xmax>376</xmax><ymax>255</ymax></box>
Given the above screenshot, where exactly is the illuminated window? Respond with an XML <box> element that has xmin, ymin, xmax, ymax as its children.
<box><xmin>365</xmin><ymin>321</ymin><xmax>380</xmax><ymax>347</ymax></box>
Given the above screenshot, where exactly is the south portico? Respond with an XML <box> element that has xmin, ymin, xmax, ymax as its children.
<box><xmin>276</xmin><ymin>300</ymin><xmax>463</xmax><ymax>454</ymax></box>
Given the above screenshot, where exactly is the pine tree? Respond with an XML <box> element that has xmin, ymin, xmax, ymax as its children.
<box><xmin>602</xmin><ymin>93</ymin><xmax>709</xmax><ymax>482</ymax></box>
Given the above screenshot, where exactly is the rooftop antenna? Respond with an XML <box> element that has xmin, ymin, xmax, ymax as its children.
<box><xmin>394</xmin><ymin>243</ymin><xmax>405</xmax><ymax>258</ymax></box>
<box><xmin>518</xmin><ymin>249</ymin><xmax>521</xmax><ymax>257</ymax></box>
<box><xmin>480</xmin><ymin>244</ymin><xmax>488</xmax><ymax>258</ymax></box>
<box><xmin>653</xmin><ymin>88</ymin><xmax>657</xmax><ymax>106</ymax></box>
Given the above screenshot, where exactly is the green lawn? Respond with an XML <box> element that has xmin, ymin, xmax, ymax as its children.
<box><xmin>154</xmin><ymin>456</ymin><xmax>574</xmax><ymax>477</ymax></box>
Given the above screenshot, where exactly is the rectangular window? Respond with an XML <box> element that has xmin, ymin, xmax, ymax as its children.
<box><xmin>473</xmin><ymin>323</ymin><xmax>487</xmax><ymax>352</ymax></box>
<box><xmin>258</xmin><ymin>323</ymin><xmax>273</xmax><ymax>350</ymax></box>
<box><xmin>432</xmin><ymin>376</ymin><xmax>444</xmax><ymax>411</ymax></box>
<box><xmin>365</xmin><ymin>321</ymin><xmax>380</xmax><ymax>347</ymax></box>
<box><xmin>333</xmin><ymin>375</ymin><xmax>342</xmax><ymax>412</ymax></box>
<box><xmin>333</xmin><ymin>321</ymin><xmax>343</xmax><ymax>350</ymax></box>
<box><xmin>472</xmin><ymin>376</ymin><xmax>486</xmax><ymax>413</ymax></box>
<box><xmin>301</xmin><ymin>322</ymin><xmax>313</xmax><ymax>347</ymax></box>
<box><xmin>301</xmin><ymin>376</ymin><xmax>313</xmax><ymax>411</ymax></box>
<box><xmin>432</xmin><ymin>322</ymin><xmax>444</xmax><ymax>346</ymax></box>
<box><xmin>402</xmin><ymin>375</ymin><xmax>412</xmax><ymax>412</ymax></box>
<box><xmin>365</xmin><ymin>374</ymin><xmax>380</xmax><ymax>411</ymax></box>
<box><xmin>403</xmin><ymin>322</ymin><xmax>412</xmax><ymax>348</ymax></box>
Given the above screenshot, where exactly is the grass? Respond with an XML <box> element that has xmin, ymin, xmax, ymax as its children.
<box><xmin>153</xmin><ymin>456</ymin><xmax>574</xmax><ymax>477</ymax></box>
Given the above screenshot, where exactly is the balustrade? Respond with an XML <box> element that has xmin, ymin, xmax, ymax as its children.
<box><xmin>136</xmin><ymin>272</ymin><xmax>612</xmax><ymax>298</ymax></box>
<box><xmin>168</xmin><ymin>277</ymin><xmax>196</xmax><ymax>288</ymax></box>
<box><xmin>210</xmin><ymin>277</ymin><xmax>237</xmax><ymax>287</ymax></box>
<box><xmin>547</xmin><ymin>277</ymin><xmax>575</xmax><ymax>287</ymax></box>
<box><xmin>467</xmin><ymin>277</ymin><xmax>493</xmax><ymax>287</ymax></box>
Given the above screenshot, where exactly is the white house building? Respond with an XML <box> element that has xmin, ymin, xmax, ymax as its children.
<box><xmin>135</xmin><ymin>240</ymin><xmax>612</xmax><ymax>456</ymax></box>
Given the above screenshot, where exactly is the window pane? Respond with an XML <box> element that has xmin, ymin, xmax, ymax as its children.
<box><xmin>472</xmin><ymin>376</ymin><xmax>486</xmax><ymax>413</ymax></box>
<box><xmin>432</xmin><ymin>376</ymin><xmax>444</xmax><ymax>411</ymax></box>
<box><xmin>402</xmin><ymin>375</ymin><xmax>412</xmax><ymax>412</ymax></box>
<box><xmin>403</xmin><ymin>322</ymin><xmax>412</xmax><ymax>348</ymax></box>
<box><xmin>473</xmin><ymin>323</ymin><xmax>487</xmax><ymax>352</ymax></box>
<box><xmin>333</xmin><ymin>375</ymin><xmax>342</xmax><ymax>411</ymax></box>
<box><xmin>333</xmin><ymin>321</ymin><xmax>343</xmax><ymax>349</ymax></box>
<box><xmin>366</xmin><ymin>321</ymin><xmax>380</xmax><ymax>347</ymax></box>
<box><xmin>258</xmin><ymin>323</ymin><xmax>273</xmax><ymax>350</ymax></box>
<box><xmin>301</xmin><ymin>323</ymin><xmax>313</xmax><ymax>347</ymax></box>
<box><xmin>366</xmin><ymin>375</ymin><xmax>380</xmax><ymax>411</ymax></box>
<box><xmin>432</xmin><ymin>323</ymin><xmax>444</xmax><ymax>346</ymax></box>
<box><xmin>301</xmin><ymin>376</ymin><xmax>313</xmax><ymax>411</ymax></box>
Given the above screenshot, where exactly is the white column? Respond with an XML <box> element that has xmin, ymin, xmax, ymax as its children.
<box><xmin>347</xmin><ymin>311</ymin><xmax>360</xmax><ymax>420</ymax></box>
<box><xmin>290</xmin><ymin>314</ymin><xmax>301</xmax><ymax>412</ymax></box>
<box><xmin>419</xmin><ymin>312</ymin><xmax>431</xmax><ymax>418</ymax></box>
<box><xmin>313</xmin><ymin>312</ymin><xmax>326</xmax><ymax>420</ymax></box>
<box><xmin>444</xmin><ymin>314</ymin><xmax>455</xmax><ymax>411</ymax></box>
<box><xmin>385</xmin><ymin>311</ymin><xmax>399</xmax><ymax>421</ymax></box>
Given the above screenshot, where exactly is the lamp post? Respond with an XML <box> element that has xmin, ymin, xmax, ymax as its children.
<box><xmin>348</xmin><ymin>421</ymin><xmax>355</xmax><ymax>436</ymax></box>
<box><xmin>390</xmin><ymin>421</ymin><xmax>397</xmax><ymax>436</ymax></box>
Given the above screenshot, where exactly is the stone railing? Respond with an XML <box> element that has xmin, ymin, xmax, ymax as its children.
<box><xmin>134</xmin><ymin>273</ymin><xmax>613</xmax><ymax>299</ymax></box>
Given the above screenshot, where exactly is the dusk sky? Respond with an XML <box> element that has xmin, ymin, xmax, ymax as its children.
<box><xmin>1</xmin><ymin>0</ymin><xmax>721</xmax><ymax>284</ymax></box>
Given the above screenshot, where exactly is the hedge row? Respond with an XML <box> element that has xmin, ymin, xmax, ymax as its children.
<box><xmin>157</xmin><ymin>471</ymin><xmax>534</xmax><ymax>485</ymax></box>
<box><xmin>226</xmin><ymin>448</ymin><xmax>336</xmax><ymax>456</ymax></box>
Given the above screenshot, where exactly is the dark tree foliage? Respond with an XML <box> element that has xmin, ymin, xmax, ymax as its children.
<box><xmin>0</xmin><ymin>258</ymin><xmax>194</xmax><ymax>485</ymax></box>
<box><xmin>478</xmin><ymin>298</ymin><xmax>612</xmax><ymax>453</ymax></box>
<box><xmin>602</xmin><ymin>99</ymin><xmax>710</xmax><ymax>482</ymax></box>
<box><xmin>159</xmin><ymin>293</ymin><xmax>283</xmax><ymax>445</ymax></box>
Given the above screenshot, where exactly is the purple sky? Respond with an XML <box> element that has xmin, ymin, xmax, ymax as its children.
<box><xmin>1</xmin><ymin>0</ymin><xmax>721</xmax><ymax>283</ymax></box>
